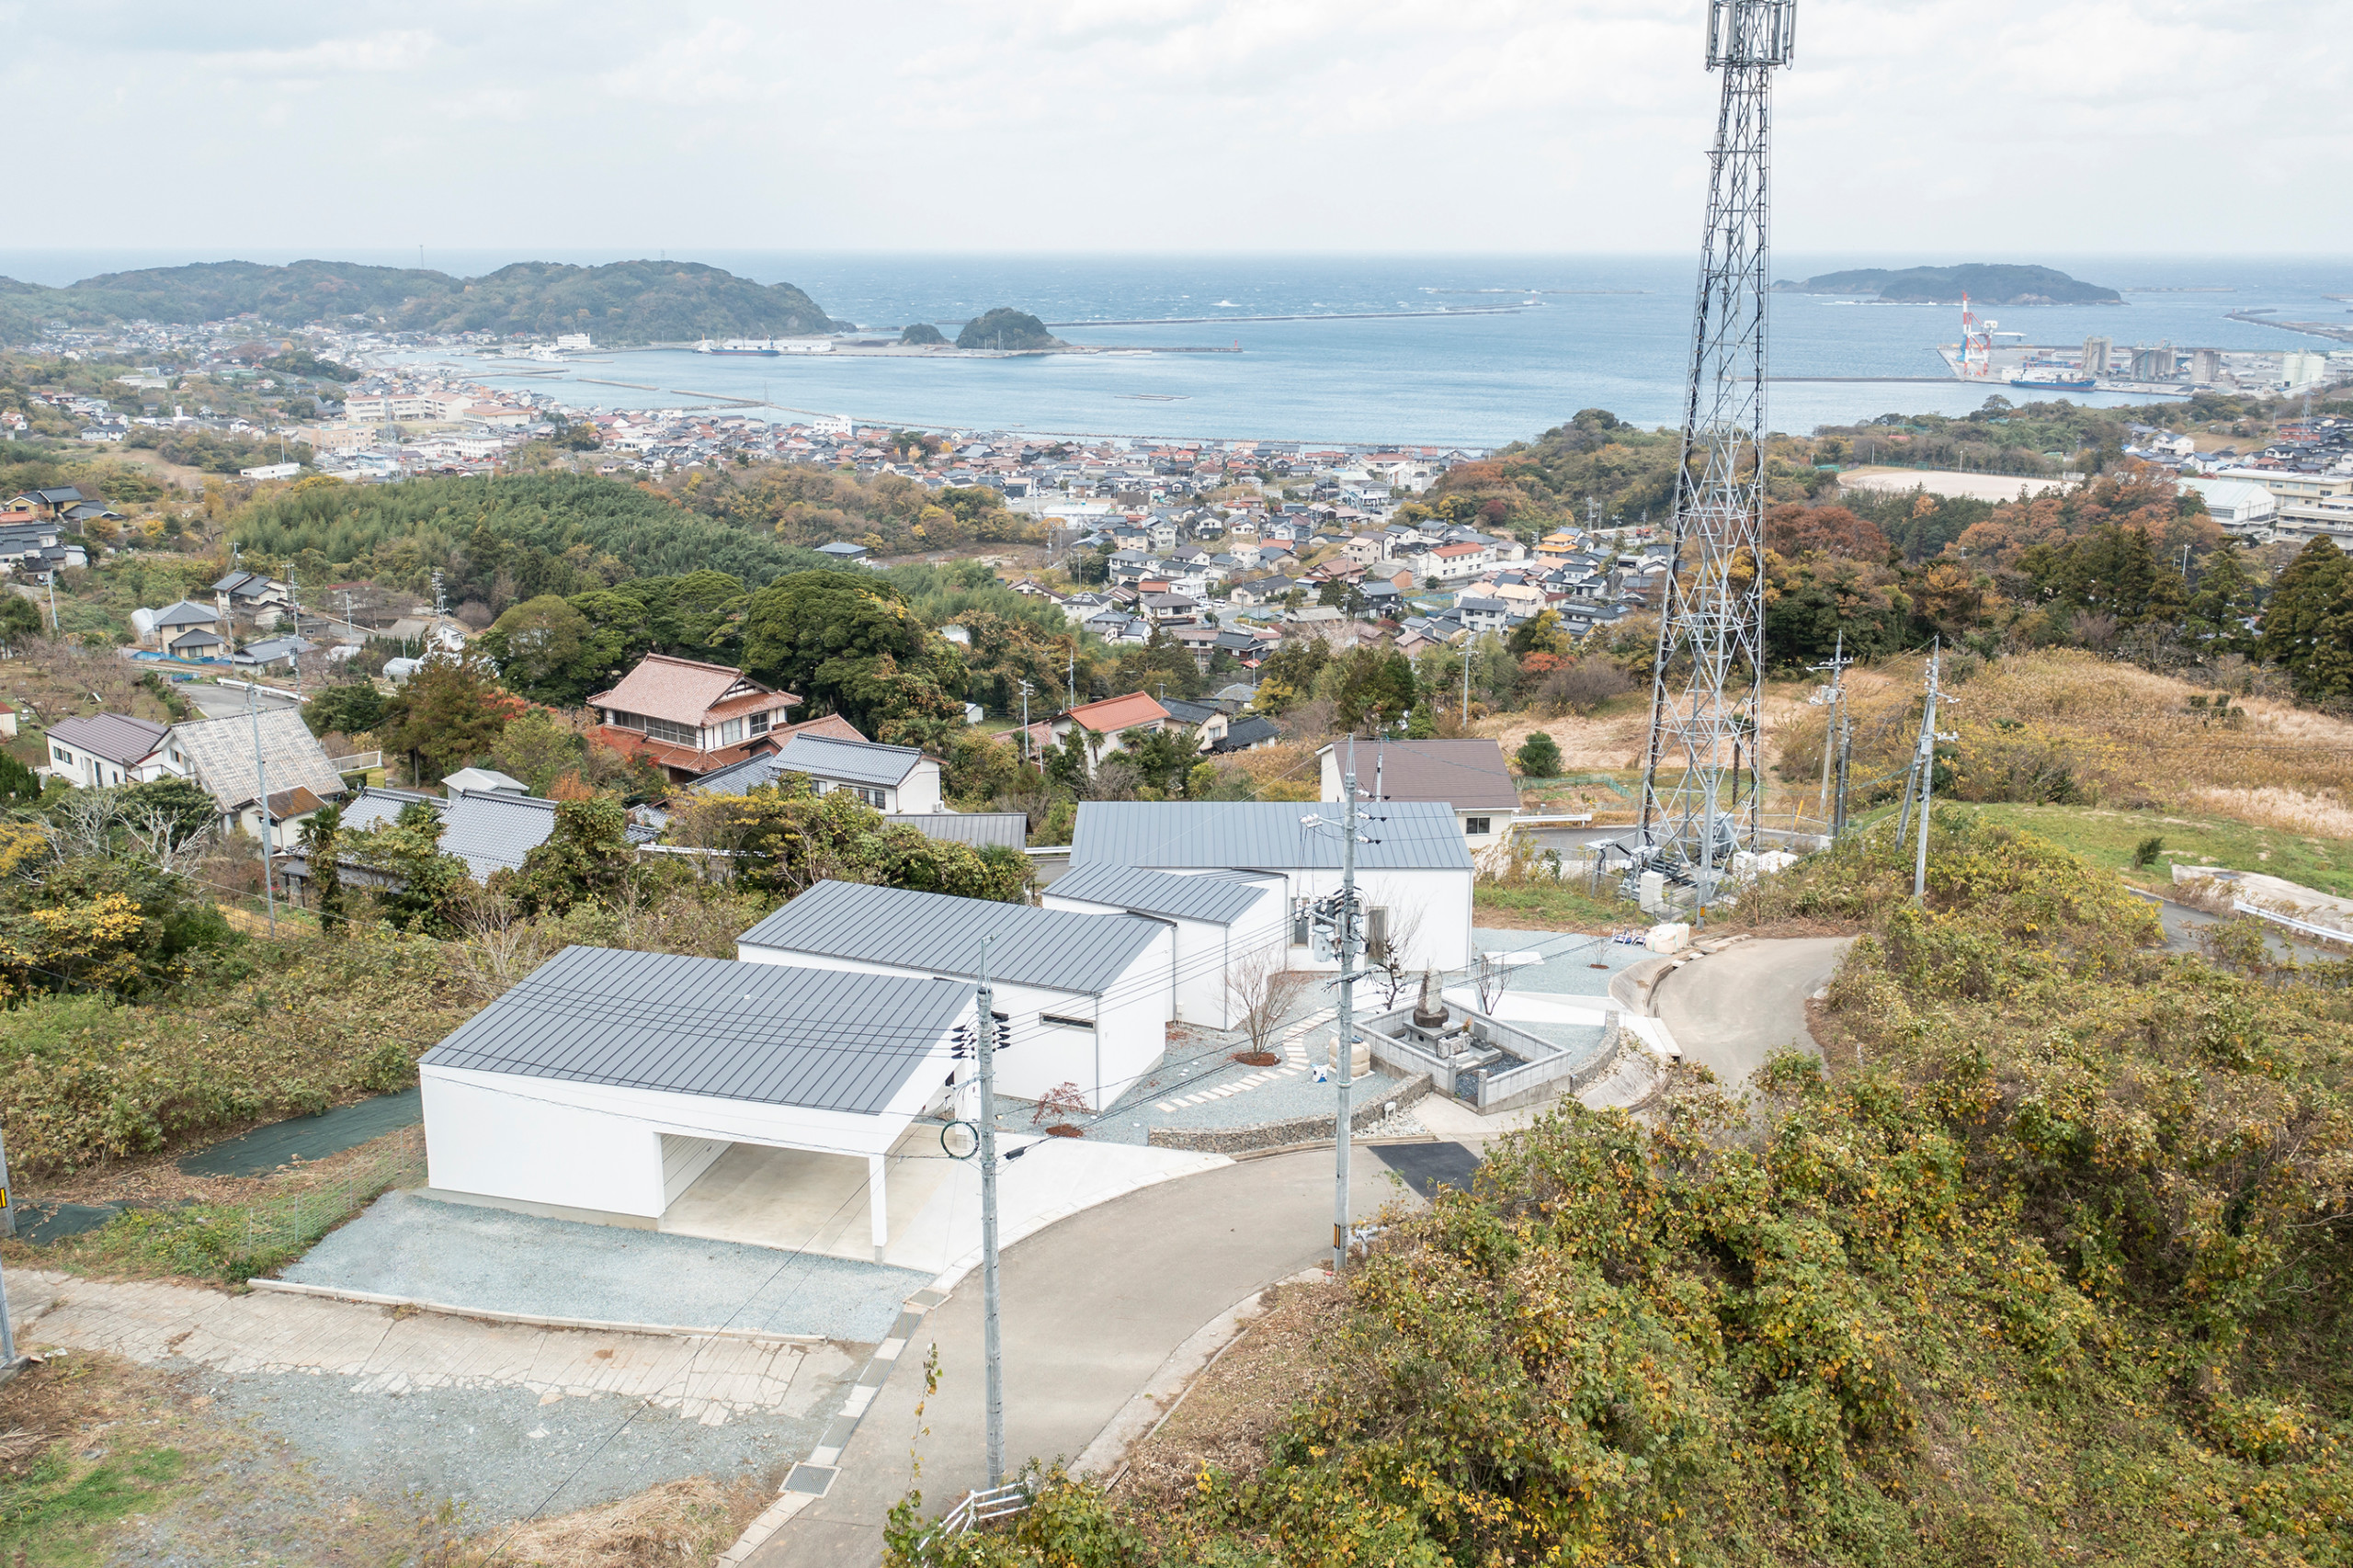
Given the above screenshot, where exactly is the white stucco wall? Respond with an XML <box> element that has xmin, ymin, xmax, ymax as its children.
<box><xmin>734</xmin><ymin>928</ymin><xmax>1176</xmax><ymax>1111</ymax></box>
<box><xmin>1041</xmin><ymin>880</ymin><xmax>1288</xmax><ymax>1031</ymax></box>
<box><xmin>1161</xmin><ymin>865</ymin><xmax>1471</xmax><ymax>975</ymax></box>
<box><xmin>420</xmin><ymin>1043</ymin><xmax>951</xmax><ymax>1220</ymax></box>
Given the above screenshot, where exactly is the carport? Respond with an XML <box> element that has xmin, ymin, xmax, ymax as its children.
<box><xmin>418</xmin><ymin>945</ymin><xmax>973</xmax><ymax>1259</ymax></box>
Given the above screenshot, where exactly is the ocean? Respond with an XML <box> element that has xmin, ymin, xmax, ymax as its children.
<box><xmin>5</xmin><ymin>250</ymin><xmax>2347</xmax><ymax>448</ymax></box>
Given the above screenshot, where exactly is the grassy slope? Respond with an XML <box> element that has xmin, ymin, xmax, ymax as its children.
<box><xmin>1970</xmin><ymin>801</ymin><xmax>2353</xmax><ymax>899</ymax></box>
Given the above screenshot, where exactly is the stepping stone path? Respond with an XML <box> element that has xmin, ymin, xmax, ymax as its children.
<box><xmin>1153</xmin><ymin>1008</ymin><xmax>1336</xmax><ymax>1112</ymax></box>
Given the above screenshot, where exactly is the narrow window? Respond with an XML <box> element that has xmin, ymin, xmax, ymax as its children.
<box><xmin>749</xmin><ymin>710</ymin><xmax>770</xmax><ymax>736</ymax></box>
<box><xmin>720</xmin><ymin>718</ymin><xmax>745</xmax><ymax>744</ymax></box>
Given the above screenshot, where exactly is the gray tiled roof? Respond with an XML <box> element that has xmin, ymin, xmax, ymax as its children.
<box><xmin>880</xmin><ymin>812</ymin><xmax>1029</xmax><ymax>849</ymax></box>
<box><xmin>1045</xmin><ymin>863</ymin><xmax>1273</xmax><ymax>926</ymax></box>
<box><xmin>420</xmin><ymin>945</ymin><xmax>969</xmax><ymax>1114</ymax></box>
<box><xmin>737</xmin><ymin>880</ymin><xmax>1163</xmax><ymax>995</ymax></box>
<box><xmin>1070</xmin><ymin>801</ymin><xmax>1473</xmax><ymax>871</ymax></box>
<box><xmin>171</xmin><ymin>709</ymin><xmax>348</xmax><ymax>812</ymax></box>
<box><xmin>439</xmin><ymin>790</ymin><xmax>560</xmax><ymax>877</ymax></box>
<box><xmin>774</xmin><ymin>733</ymin><xmax>926</xmax><ymax>788</ymax></box>
<box><xmin>340</xmin><ymin>785</ymin><xmax>441</xmax><ymax>834</ymax></box>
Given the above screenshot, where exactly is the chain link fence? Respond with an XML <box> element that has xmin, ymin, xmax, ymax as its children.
<box><xmin>236</xmin><ymin>1122</ymin><xmax>426</xmax><ymax>1271</ymax></box>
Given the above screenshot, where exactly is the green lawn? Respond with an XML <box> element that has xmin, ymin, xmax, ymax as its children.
<box><xmin>1960</xmin><ymin>802</ymin><xmax>2353</xmax><ymax>899</ymax></box>
<box><xmin>1474</xmin><ymin>879</ymin><xmax>1633</xmax><ymax>932</ymax></box>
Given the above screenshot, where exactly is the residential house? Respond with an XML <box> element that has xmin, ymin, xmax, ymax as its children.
<box><xmin>1068</xmin><ymin>800</ymin><xmax>1473</xmax><ymax>973</ymax></box>
<box><xmin>213</xmin><ymin>570</ymin><xmax>293</xmax><ymax>623</ymax></box>
<box><xmin>1208</xmin><ymin>714</ymin><xmax>1282</xmax><ymax>754</ymax></box>
<box><xmin>164</xmin><ymin>709</ymin><xmax>349</xmax><ymax>848</ymax></box>
<box><xmin>589</xmin><ymin>653</ymin><xmax>805</xmax><ymax>781</ymax></box>
<box><xmin>144</xmin><ymin>599</ymin><xmax>219</xmax><ymax>649</ymax></box>
<box><xmin>1020</xmin><ymin>691</ymin><xmax>1171</xmax><ymax>774</ymax></box>
<box><xmin>738</xmin><ymin>880</ymin><xmax>1177</xmax><ymax>1111</ymax></box>
<box><xmin>43</xmin><ymin>713</ymin><xmax>172</xmax><ymax>789</ymax></box>
<box><xmin>1317</xmin><ymin>737</ymin><xmax>1520</xmax><ymax>848</ymax></box>
<box><xmin>692</xmin><ymin>732</ymin><xmax>942</xmax><ymax>812</ymax></box>
<box><xmin>814</xmin><ymin>540</ymin><xmax>871</xmax><ymax>563</ymax></box>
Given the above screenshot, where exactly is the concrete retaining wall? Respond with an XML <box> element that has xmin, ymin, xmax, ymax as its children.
<box><xmin>1146</xmin><ymin>1074</ymin><xmax>1432</xmax><ymax>1154</ymax></box>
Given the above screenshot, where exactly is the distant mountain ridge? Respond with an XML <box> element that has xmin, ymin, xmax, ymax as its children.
<box><xmin>1771</xmin><ymin>264</ymin><xmax>2121</xmax><ymax>306</ymax></box>
<box><xmin>0</xmin><ymin>258</ymin><xmax>838</xmax><ymax>344</ymax></box>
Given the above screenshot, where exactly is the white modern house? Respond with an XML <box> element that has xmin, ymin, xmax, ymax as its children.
<box><xmin>1039</xmin><ymin>863</ymin><xmax>1289</xmax><ymax>1029</ymax></box>
<box><xmin>1067</xmin><ymin>801</ymin><xmax>1475</xmax><ymax>973</ymax></box>
<box><xmin>736</xmin><ymin>881</ymin><xmax>1174</xmax><ymax>1111</ymax></box>
<box><xmin>418</xmin><ymin>946</ymin><xmax>972</xmax><ymax>1258</ymax></box>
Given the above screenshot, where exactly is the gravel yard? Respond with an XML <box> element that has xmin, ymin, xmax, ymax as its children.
<box><xmin>207</xmin><ymin>1369</ymin><xmax>809</xmax><ymax>1526</ymax></box>
<box><xmin>285</xmin><ymin>1190</ymin><xmax>928</xmax><ymax>1342</ymax></box>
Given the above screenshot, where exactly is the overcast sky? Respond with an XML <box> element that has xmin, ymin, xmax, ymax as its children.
<box><xmin>6</xmin><ymin>0</ymin><xmax>2343</xmax><ymax>259</ymax></box>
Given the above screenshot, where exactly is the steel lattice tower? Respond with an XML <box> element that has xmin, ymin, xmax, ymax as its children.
<box><xmin>1635</xmin><ymin>0</ymin><xmax>1795</xmax><ymax>894</ymax></box>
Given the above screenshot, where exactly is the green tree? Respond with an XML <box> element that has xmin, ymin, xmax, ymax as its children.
<box><xmin>0</xmin><ymin>594</ymin><xmax>43</xmax><ymax>645</ymax></box>
<box><xmin>381</xmin><ymin>651</ymin><xmax>516</xmax><ymax>783</ymax></box>
<box><xmin>303</xmin><ymin>680</ymin><xmax>387</xmax><ymax>739</ymax></box>
<box><xmin>488</xmin><ymin>708</ymin><xmax>590</xmax><ymax>795</ymax></box>
<box><xmin>510</xmin><ymin>798</ymin><xmax>643</xmax><ymax>915</ymax></box>
<box><xmin>740</xmin><ymin>572</ymin><xmax>966</xmax><ymax>742</ymax></box>
<box><xmin>345</xmin><ymin>800</ymin><xmax>471</xmax><ymax>934</ymax></box>
<box><xmin>298</xmin><ymin>804</ymin><xmax>347</xmax><ymax>934</ymax></box>
<box><xmin>2186</xmin><ymin>541</ymin><xmax>2260</xmax><ymax>657</ymax></box>
<box><xmin>1515</xmin><ymin>730</ymin><xmax>1563</xmax><ymax>777</ymax></box>
<box><xmin>0</xmin><ymin>749</ymin><xmax>45</xmax><ymax>805</ymax></box>
<box><xmin>2258</xmin><ymin>537</ymin><xmax>2353</xmax><ymax>703</ymax></box>
<box><xmin>481</xmin><ymin>594</ymin><xmax>596</xmax><ymax>703</ymax></box>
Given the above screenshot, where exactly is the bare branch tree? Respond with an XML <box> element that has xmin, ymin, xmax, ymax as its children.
<box><xmin>121</xmin><ymin>804</ymin><xmax>215</xmax><ymax>874</ymax></box>
<box><xmin>45</xmin><ymin>788</ymin><xmax>125</xmax><ymax>864</ymax></box>
<box><xmin>448</xmin><ymin>887</ymin><xmax>558</xmax><ymax>1004</ymax></box>
<box><xmin>1363</xmin><ymin>901</ymin><xmax>1427</xmax><ymax>1010</ymax></box>
<box><xmin>1225</xmin><ymin>943</ymin><xmax>1313</xmax><ymax>1061</ymax></box>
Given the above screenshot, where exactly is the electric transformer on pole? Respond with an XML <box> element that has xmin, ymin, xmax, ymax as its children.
<box><xmin>1633</xmin><ymin>0</ymin><xmax>1795</xmax><ymax>903</ymax></box>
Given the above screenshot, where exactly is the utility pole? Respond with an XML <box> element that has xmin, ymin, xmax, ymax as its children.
<box><xmin>0</xmin><ymin>1127</ymin><xmax>18</xmax><ymax>1371</ymax></box>
<box><xmin>1806</xmin><ymin>631</ymin><xmax>1848</xmax><ymax>830</ymax></box>
<box><xmin>974</xmin><ymin>937</ymin><xmax>1006</xmax><ymax>1488</ymax></box>
<box><xmin>285</xmin><ymin>564</ymin><xmax>304</xmax><ymax>700</ymax></box>
<box><xmin>1912</xmin><ymin>639</ymin><xmax>1951</xmax><ymax>903</ymax></box>
<box><xmin>1833</xmin><ymin>699</ymin><xmax>1851</xmax><ymax>839</ymax></box>
<box><xmin>246</xmin><ymin>681</ymin><xmax>278</xmax><ymax>937</ymax></box>
<box><xmin>1460</xmin><ymin>642</ymin><xmax>1471</xmax><ymax>726</ymax></box>
<box><xmin>1333</xmin><ymin>734</ymin><xmax>1359</xmax><ymax>1273</ymax></box>
<box><xmin>1017</xmin><ymin>678</ymin><xmax>1035</xmax><ymax>764</ymax></box>
<box><xmin>45</xmin><ymin>574</ymin><xmax>57</xmax><ymax>632</ymax></box>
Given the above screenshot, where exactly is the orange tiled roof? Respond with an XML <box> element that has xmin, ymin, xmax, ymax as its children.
<box><xmin>1067</xmin><ymin>692</ymin><xmax>1169</xmax><ymax>733</ymax></box>
<box><xmin>588</xmin><ymin>653</ymin><xmax>795</xmax><ymax>728</ymax></box>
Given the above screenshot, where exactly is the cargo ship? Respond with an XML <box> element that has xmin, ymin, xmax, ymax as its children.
<box><xmin>2009</xmin><ymin>369</ymin><xmax>2097</xmax><ymax>392</ymax></box>
<box><xmin>695</xmin><ymin>337</ymin><xmax>781</xmax><ymax>357</ymax></box>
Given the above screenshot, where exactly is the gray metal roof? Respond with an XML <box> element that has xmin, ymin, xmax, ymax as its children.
<box><xmin>170</xmin><ymin>709</ymin><xmax>348</xmax><ymax>812</ymax></box>
<box><xmin>774</xmin><ymin>733</ymin><xmax>926</xmax><ymax>788</ymax></box>
<box><xmin>46</xmin><ymin>712</ymin><xmax>167</xmax><ymax>767</ymax></box>
<box><xmin>1070</xmin><ymin>801</ymin><xmax>1473</xmax><ymax>871</ymax></box>
<box><xmin>737</xmin><ymin>880</ymin><xmax>1163</xmax><ymax>995</ymax></box>
<box><xmin>1045</xmin><ymin>863</ymin><xmax>1273</xmax><ymax>926</ymax></box>
<box><xmin>881</xmin><ymin>812</ymin><xmax>1028</xmax><ymax>849</ymax></box>
<box><xmin>420</xmin><ymin>945</ymin><xmax>969</xmax><ymax>1115</ymax></box>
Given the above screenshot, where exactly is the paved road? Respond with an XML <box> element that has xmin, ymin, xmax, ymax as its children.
<box><xmin>749</xmin><ymin>1148</ymin><xmax>1408</xmax><ymax>1568</ymax></box>
<box><xmin>183</xmin><ymin>681</ymin><xmax>303</xmax><ymax>720</ymax></box>
<box><xmin>1654</xmin><ymin>937</ymin><xmax>1850</xmax><ymax>1085</ymax></box>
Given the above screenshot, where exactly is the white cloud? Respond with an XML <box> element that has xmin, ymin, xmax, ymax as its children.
<box><xmin>1</xmin><ymin>0</ymin><xmax>2343</xmax><ymax>254</ymax></box>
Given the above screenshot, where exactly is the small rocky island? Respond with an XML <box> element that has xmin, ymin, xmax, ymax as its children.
<box><xmin>1772</xmin><ymin>263</ymin><xmax>2121</xmax><ymax>305</ymax></box>
<box><xmin>956</xmin><ymin>307</ymin><xmax>1067</xmax><ymax>350</ymax></box>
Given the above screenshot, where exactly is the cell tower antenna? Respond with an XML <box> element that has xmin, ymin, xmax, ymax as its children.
<box><xmin>1634</xmin><ymin>0</ymin><xmax>1795</xmax><ymax>908</ymax></box>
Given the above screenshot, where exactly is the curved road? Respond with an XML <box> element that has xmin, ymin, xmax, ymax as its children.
<box><xmin>1653</xmin><ymin>937</ymin><xmax>1851</xmax><ymax>1085</ymax></box>
<box><xmin>751</xmin><ymin>938</ymin><xmax>1849</xmax><ymax>1564</ymax></box>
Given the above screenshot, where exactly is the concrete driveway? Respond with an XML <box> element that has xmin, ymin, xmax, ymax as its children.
<box><xmin>747</xmin><ymin>1147</ymin><xmax>1410</xmax><ymax>1568</ymax></box>
<box><xmin>1653</xmin><ymin>937</ymin><xmax>1850</xmax><ymax>1085</ymax></box>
